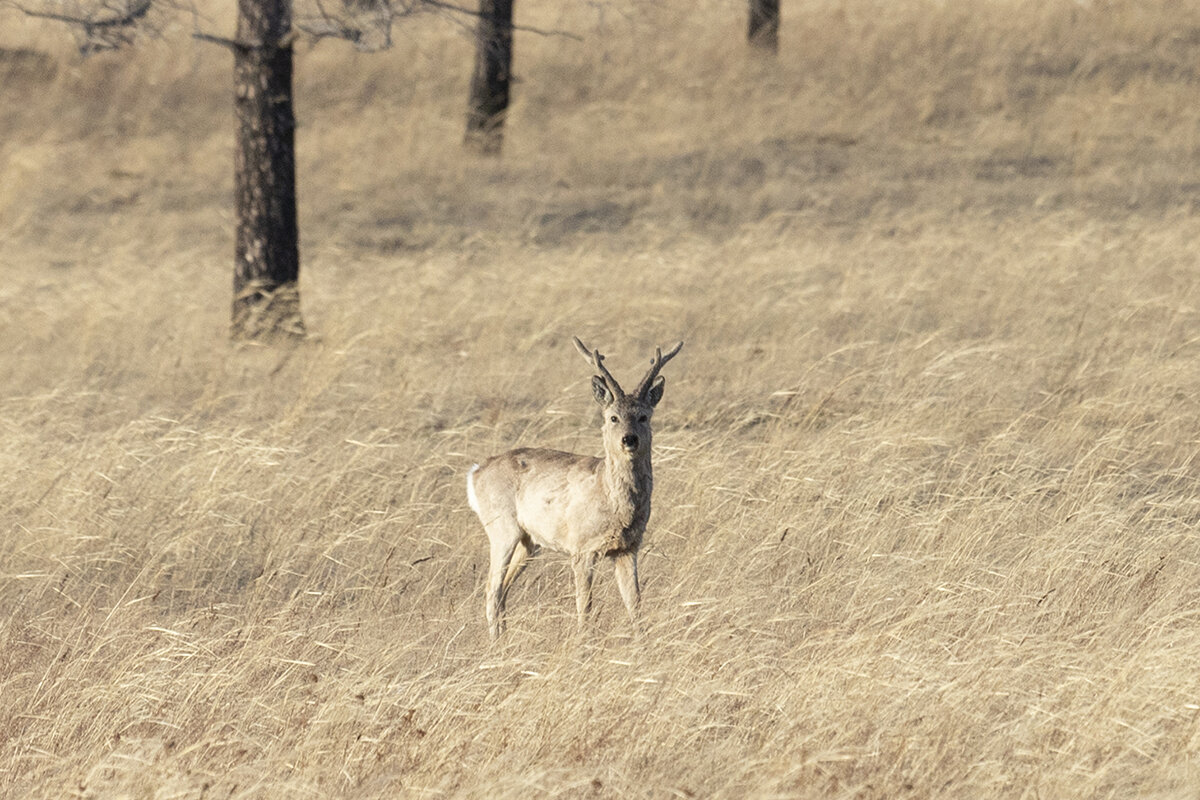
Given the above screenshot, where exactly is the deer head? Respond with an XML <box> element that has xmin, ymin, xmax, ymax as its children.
<box><xmin>573</xmin><ymin>337</ymin><xmax>683</xmax><ymax>461</ymax></box>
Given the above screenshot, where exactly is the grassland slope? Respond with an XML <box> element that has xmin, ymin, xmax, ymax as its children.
<box><xmin>2</xmin><ymin>1</ymin><xmax>1200</xmax><ymax>797</ymax></box>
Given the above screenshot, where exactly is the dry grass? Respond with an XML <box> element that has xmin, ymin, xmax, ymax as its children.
<box><xmin>3</xmin><ymin>0</ymin><xmax>1200</xmax><ymax>796</ymax></box>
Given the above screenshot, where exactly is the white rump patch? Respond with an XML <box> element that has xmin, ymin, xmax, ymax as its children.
<box><xmin>466</xmin><ymin>463</ymin><xmax>481</xmax><ymax>514</ymax></box>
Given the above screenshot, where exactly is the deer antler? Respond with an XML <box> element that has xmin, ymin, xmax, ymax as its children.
<box><xmin>634</xmin><ymin>341</ymin><xmax>684</xmax><ymax>400</ymax></box>
<box><xmin>573</xmin><ymin>336</ymin><xmax>625</xmax><ymax>399</ymax></box>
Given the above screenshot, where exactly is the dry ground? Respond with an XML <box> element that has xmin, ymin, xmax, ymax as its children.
<box><xmin>3</xmin><ymin>0</ymin><xmax>1200</xmax><ymax>796</ymax></box>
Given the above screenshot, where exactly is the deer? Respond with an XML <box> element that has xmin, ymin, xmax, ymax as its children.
<box><xmin>466</xmin><ymin>336</ymin><xmax>684</xmax><ymax>639</ymax></box>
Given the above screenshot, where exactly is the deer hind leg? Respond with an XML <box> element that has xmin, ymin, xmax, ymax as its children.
<box><xmin>571</xmin><ymin>552</ymin><xmax>597</xmax><ymax>630</ymax></box>
<box><xmin>485</xmin><ymin>518</ymin><xmax>524</xmax><ymax>639</ymax></box>
<box><xmin>613</xmin><ymin>550</ymin><xmax>641</xmax><ymax>625</ymax></box>
<box><xmin>501</xmin><ymin>534</ymin><xmax>534</xmax><ymax>601</ymax></box>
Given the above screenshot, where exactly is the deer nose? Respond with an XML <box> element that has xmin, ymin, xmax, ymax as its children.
<box><xmin>621</xmin><ymin>434</ymin><xmax>639</xmax><ymax>451</ymax></box>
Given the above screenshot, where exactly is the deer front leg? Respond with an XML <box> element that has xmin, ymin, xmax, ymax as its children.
<box><xmin>613</xmin><ymin>550</ymin><xmax>641</xmax><ymax>625</ymax></box>
<box><xmin>571</xmin><ymin>552</ymin><xmax>597</xmax><ymax>630</ymax></box>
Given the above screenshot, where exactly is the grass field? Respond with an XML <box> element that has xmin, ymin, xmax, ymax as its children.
<box><xmin>3</xmin><ymin>0</ymin><xmax>1200</xmax><ymax>796</ymax></box>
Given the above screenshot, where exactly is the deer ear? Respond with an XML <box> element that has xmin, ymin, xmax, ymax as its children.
<box><xmin>591</xmin><ymin>375</ymin><xmax>615</xmax><ymax>405</ymax></box>
<box><xmin>646</xmin><ymin>376</ymin><xmax>665</xmax><ymax>407</ymax></box>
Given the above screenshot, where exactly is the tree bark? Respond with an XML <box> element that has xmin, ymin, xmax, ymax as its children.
<box><xmin>748</xmin><ymin>0</ymin><xmax>779</xmax><ymax>53</ymax></box>
<box><xmin>232</xmin><ymin>0</ymin><xmax>304</xmax><ymax>340</ymax></box>
<box><xmin>464</xmin><ymin>0</ymin><xmax>513</xmax><ymax>156</ymax></box>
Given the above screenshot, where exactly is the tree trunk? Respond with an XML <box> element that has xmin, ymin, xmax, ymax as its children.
<box><xmin>464</xmin><ymin>0</ymin><xmax>513</xmax><ymax>156</ymax></box>
<box><xmin>748</xmin><ymin>0</ymin><xmax>779</xmax><ymax>53</ymax></box>
<box><xmin>231</xmin><ymin>0</ymin><xmax>304</xmax><ymax>340</ymax></box>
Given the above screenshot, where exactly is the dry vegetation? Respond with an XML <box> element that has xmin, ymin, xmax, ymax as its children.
<box><xmin>3</xmin><ymin>0</ymin><xmax>1200</xmax><ymax>796</ymax></box>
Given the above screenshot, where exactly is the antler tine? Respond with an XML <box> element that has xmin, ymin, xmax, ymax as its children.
<box><xmin>635</xmin><ymin>340</ymin><xmax>684</xmax><ymax>399</ymax></box>
<box><xmin>573</xmin><ymin>336</ymin><xmax>625</xmax><ymax>398</ymax></box>
<box><xmin>572</xmin><ymin>336</ymin><xmax>595</xmax><ymax>363</ymax></box>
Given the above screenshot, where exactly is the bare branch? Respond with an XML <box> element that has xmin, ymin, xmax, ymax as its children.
<box><xmin>17</xmin><ymin>0</ymin><xmax>158</xmax><ymax>53</ymax></box>
<box><xmin>191</xmin><ymin>29</ymin><xmax>298</xmax><ymax>50</ymax></box>
<box><xmin>17</xmin><ymin>0</ymin><xmax>149</xmax><ymax>28</ymax></box>
<box><xmin>420</xmin><ymin>0</ymin><xmax>582</xmax><ymax>40</ymax></box>
<box><xmin>292</xmin><ymin>0</ymin><xmax>406</xmax><ymax>50</ymax></box>
<box><xmin>17</xmin><ymin>0</ymin><xmax>582</xmax><ymax>58</ymax></box>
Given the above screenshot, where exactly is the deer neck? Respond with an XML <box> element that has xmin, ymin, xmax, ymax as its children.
<box><xmin>601</xmin><ymin>446</ymin><xmax>653</xmax><ymax>528</ymax></box>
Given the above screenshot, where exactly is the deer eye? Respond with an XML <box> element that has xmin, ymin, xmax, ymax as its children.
<box><xmin>638</xmin><ymin>415</ymin><xmax>648</xmax><ymax>423</ymax></box>
<box><xmin>610</xmin><ymin>415</ymin><xmax>619</xmax><ymax>423</ymax></box>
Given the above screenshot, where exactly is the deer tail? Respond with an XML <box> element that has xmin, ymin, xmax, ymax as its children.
<box><xmin>466</xmin><ymin>463</ymin><xmax>481</xmax><ymax>515</ymax></box>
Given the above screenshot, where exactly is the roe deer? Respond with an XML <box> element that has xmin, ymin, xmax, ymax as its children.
<box><xmin>467</xmin><ymin>336</ymin><xmax>683</xmax><ymax>639</ymax></box>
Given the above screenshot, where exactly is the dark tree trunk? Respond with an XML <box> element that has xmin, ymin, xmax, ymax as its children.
<box><xmin>231</xmin><ymin>0</ymin><xmax>304</xmax><ymax>340</ymax></box>
<box><xmin>748</xmin><ymin>0</ymin><xmax>779</xmax><ymax>53</ymax></box>
<box><xmin>464</xmin><ymin>0</ymin><xmax>513</xmax><ymax>156</ymax></box>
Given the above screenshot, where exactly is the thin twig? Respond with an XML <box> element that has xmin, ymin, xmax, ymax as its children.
<box><xmin>191</xmin><ymin>30</ymin><xmax>247</xmax><ymax>49</ymax></box>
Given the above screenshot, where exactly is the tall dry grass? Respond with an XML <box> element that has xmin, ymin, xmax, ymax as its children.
<box><xmin>3</xmin><ymin>0</ymin><xmax>1200</xmax><ymax>796</ymax></box>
